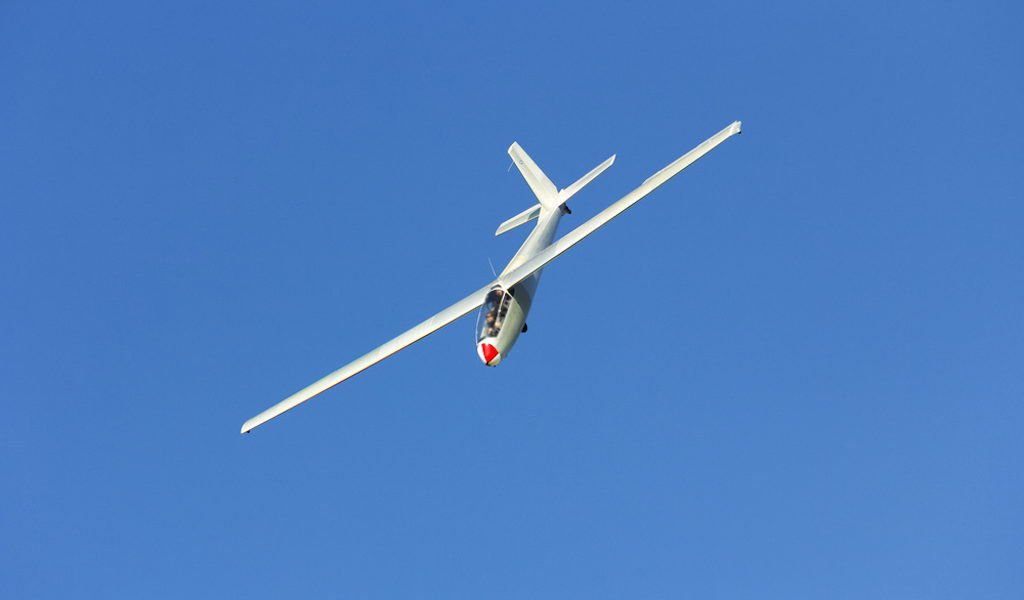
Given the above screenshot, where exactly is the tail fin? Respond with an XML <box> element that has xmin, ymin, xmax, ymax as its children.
<box><xmin>508</xmin><ymin>142</ymin><xmax>559</xmax><ymax>211</ymax></box>
<box><xmin>508</xmin><ymin>143</ymin><xmax>616</xmax><ymax>213</ymax></box>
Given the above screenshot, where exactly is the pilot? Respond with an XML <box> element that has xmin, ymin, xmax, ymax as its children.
<box><xmin>484</xmin><ymin>311</ymin><xmax>498</xmax><ymax>337</ymax></box>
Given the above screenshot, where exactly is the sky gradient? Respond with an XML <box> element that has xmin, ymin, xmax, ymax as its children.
<box><xmin>2</xmin><ymin>1</ymin><xmax>1022</xmax><ymax>597</ymax></box>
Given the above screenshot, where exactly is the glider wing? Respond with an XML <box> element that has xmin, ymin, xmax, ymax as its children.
<box><xmin>498</xmin><ymin>121</ymin><xmax>741</xmax><ymax>290</ymax></box>
<box><xmin>240</xmin><ymin>281</ymin><xmax>494</xmax><ymax>433</ymax></box>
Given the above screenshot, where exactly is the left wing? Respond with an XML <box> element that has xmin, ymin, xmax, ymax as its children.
<box><xmin>240</xmin><ymin>282</ymin><xmax>494</xmax><ymax>433</ymax></box>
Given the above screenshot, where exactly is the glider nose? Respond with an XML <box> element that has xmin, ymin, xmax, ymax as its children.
<box><xmin>478</xmin><ymin>342</ymin><xmax>501</xmax><ymax>366</ymax></box>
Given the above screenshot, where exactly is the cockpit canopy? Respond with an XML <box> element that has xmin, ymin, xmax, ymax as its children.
<box><xmin>476</xmin><ymin>287</ymin><xmax>513</xmax><ymax>342</ymax></box>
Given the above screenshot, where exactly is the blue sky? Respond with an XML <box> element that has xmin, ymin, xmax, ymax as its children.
<box><xmin>2</xmin><ymin>1</ymin><xmax>1021</xmax><ymax>597</ymax></box>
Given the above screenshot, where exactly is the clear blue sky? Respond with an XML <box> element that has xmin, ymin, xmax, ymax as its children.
<box><xmin>2</xmin><ymin>1</ymin><xmax>1021</xmax><ymax>597</ymax></box>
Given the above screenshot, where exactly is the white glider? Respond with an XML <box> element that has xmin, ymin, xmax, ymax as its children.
<box><xmin>241</xmin><ymin>121</ymin><xmax>742</xmax><ymax>433</ymax></box>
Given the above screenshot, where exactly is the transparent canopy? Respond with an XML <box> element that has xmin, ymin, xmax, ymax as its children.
<box><xmin>476</xmin><ymin>288</ymin><xmax>512</xmax><ymax>341</ymax></box>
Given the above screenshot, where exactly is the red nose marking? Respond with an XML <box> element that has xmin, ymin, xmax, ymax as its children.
<box><xmin>481</xmin><ymin>343</ymin><xmax>498</xmax><ymax>363</ymax></box>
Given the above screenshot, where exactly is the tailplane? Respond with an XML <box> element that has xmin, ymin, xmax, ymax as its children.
<box><xmin>495</xmin><ymin>203</ymin><xmax>542</xmax><ymax>236</ymax></box>
<box><xmin>501</xmin><ymin>142</ymin><xmax>615</xmax><ymax>235</ymax></box>
<box><xmin>557</xmin><ymin>153</ymin><xmax>616</xmax><ymax>207</ymax></box>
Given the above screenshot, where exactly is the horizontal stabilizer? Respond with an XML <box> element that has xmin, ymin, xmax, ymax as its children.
<box><xmin>557</xmin><ymin>154</ymin><xmax>615</xmax><ymax>205</ymax></box>
<box><xmin>496</xmin><ymin>203</ymin><xmax>542</xmax><ymax>236</ymax></box>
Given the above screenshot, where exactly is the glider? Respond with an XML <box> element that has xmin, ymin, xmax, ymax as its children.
<box><xmin>241</xmin><ymin>121</ymin><xmax>742</xmax><ymax>433</ymax></box>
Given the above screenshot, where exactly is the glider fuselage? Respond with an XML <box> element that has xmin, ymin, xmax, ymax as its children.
<box><xmin>475</xmin><ymin>206</ymin><xmax>565</xmax><ymax>365</ymax></box>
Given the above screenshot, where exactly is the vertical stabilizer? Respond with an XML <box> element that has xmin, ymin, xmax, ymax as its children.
<box><xmin>508</xmin><ymin>142</ymin><xmax>615</xmax><ymax>213</ymax></box>
<box><xmin>508</xmin><ymin>142</ymin><xmax>559</xmax><ymax>211</ymax></box>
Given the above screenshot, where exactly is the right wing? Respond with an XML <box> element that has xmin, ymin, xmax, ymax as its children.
<box><xmin>241</xmin><ymin>281</ymin><xmax>495</xmax><ymax>433</ymax></box>
<box><xmin>498</xmin><ymin>121</ymin><xmax>741</xmax><ymax>290</ymax></box>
